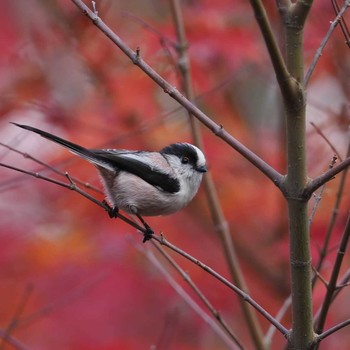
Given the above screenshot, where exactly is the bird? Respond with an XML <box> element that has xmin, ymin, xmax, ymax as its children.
<box><xmin>12</xmin><ymin>122</ymin><xmax>207</xmax><ymax>242</ymax></box>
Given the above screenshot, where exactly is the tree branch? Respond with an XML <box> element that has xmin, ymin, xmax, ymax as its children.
<box><xmin>154</xmin><ymin>234</ymin><xmax>289</xmax><ymax>337</ymax></box>
<box><xmin>169</xmin><ymin>1</ymin><xmax>266</xmax><ymax>349</ymax></box>
<box><xmin>143</xmin><ymin>245</ymin><xmax>243</xmax><ymax>349</ymax></box>
<box><xmin>1</xmin><ymin>160</ymin><xmax>287</xmax><ymax>337</ymax></box>
<box><xmin>249</xmin><ymin>0</ymin><xmax>299</xmax><ymax>107</ymax></box>
<box><xmin>315</xmin><ymin>318</ymin><xmax>350</xmax><ymax>344</ymax></box>
<box><xmin>0</xmin><ymin>329</ymin><xmax>29</xmax><ymax>350</ymax></box>
<box><xmin>305</xmin><ymin>0</ymin><xmax>350</xmax><ymax>86</ymax></box>
<box><xmin>303</xmin><ymin>156</ymin><xmax>350</xmax><ymax>198</ymax></box>
<box><xmin>0</xmin><ymin>162</ymin><xmax>149</xmax><ymax>236</ymax></box>
<box><xmin>314</xmin><ymin>213</ymin><xmax>350</xmax><ymax>335</ymax></box>
<box><xmin>70</xmin><ymin>0</ymin><xmax>284</xmax><ymax>190</ymax></box>
<box><xmin>312</xmin><ymin>139</ymin><xmax>350</xmax><ymax>291</ymax></box>
<box><xmin>290</xmin><ymin>0</ymin><xmax>314</xmax><ymax>27</ymax></box>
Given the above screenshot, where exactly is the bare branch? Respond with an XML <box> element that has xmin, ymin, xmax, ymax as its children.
<box><xmin>309</xmin><ymin>122</ymin><xmax>342</xmax><ymax>161</ymax></box>
<box><xmin>249</xmin><ymin>0</ymin><xmax>299</xmax><ymax>107</ymax></box>
<box><xmin>264</xmin><ymin>295</ymin><xmax>291</xmax><ymax>345</ymax></box>
<box><xmin>0</xmin><ymin>160</ymin><xmax>287</xmax><ymax>337</ymax></box>
<box><xmin>314</xmin><ymin>267</ymin><xmax>350</xmax><ymax>326</ymax></box>
<box><xmin>0</xmin><ymin>162</ymin><xmax>149</xmax><ymax>236</ymax></box>
<box><xmin>143</xmin><ymin>246</ymin><xmax>244</xmax><ymax>349</ymax></box>
<box><xmin>0</xmin><ymin>329</ymin><xmax>30</xmax><ymax>350</ymax></box>
<box><xmin>121</xmin><ymin>11</ymin><xmax>177</xmax><ymax>48</ymax></box>
<box><xmin>331</xmin><ymin>0</ymin><xmax>350</xmax><ymax>48</ymax></box>
<box><xmin>303</xmin><ymin>156</ymin><xmax>350</xmax><ymax>198</ymax></box>
<box><xmin>315</xmin><ymin>213</ymin><xmax>350</xmax><ymax>335</ymax></box>
<box><xmin>312</xmin><ymin>140</ymin><xmax>350</xmax><ymax>290</ymax></box>
<box><xmin>315</xmin><ymin>318</ymin><xmax>350</xmax><ymax>343</ymax></box>
<box><xmin>308</xmin><ymin>155</ymin><xmax>338</xmax><ymax>227</ymax></box>
<box><xmin>151</xmin><ymin>234</ymin><xmax>289</xmax><ymax>337</ymax></box>
<box><xmin>17</xmin><ymin>272</ymin><xmax>109</xmax><ymax>328</ymax></box>
<box><xmin>0</xmin><ymin>285</ymin><xmax>33</xmax><ymax>350</ymax></box>
<box><xmin>0</xmin><ymin>141</ymin><xmax>102</xmax><ymax>193</ymax></box>
<box><xmin>70</xmin><ymin>0</ymin><xmax>284</xmax><ymax>190</ymax></box>
<box><xmin>305</xmin><ymin>0</ymin><xmax>350</xmax><ymax>86</ymax></box>
<box><xmin>169</xmin><ymin>1</ymin><xmax>266</xmax><ymax>348</ymax></box>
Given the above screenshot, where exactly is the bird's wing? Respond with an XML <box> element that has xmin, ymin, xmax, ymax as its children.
<box><xmin>93</xmin><ymin>150</ymin><xmax>180</xmax><ymax>193</ymax></box>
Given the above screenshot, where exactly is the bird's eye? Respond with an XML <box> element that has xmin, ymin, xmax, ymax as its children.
<box><xmin>181</xmin><ymin>156</ymin><xmax>189</xmax><ymax>164</ymax></box>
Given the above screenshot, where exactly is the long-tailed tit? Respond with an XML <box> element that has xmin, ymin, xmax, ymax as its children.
<box><xmin>12</xmin><ymin>123</ymin><xmax>207</xmax><ymax>242</ymax></box>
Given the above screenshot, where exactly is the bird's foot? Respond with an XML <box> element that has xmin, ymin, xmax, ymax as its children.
<box><xmin>136</xmin><ymin>213</ymin><xmax>154</xmax><ymax>243</ymax></box>
<box><xmin>103</xmin><ymin>200</ymin><xmax>119</xmax><ymax>219</ymax></box>
<box><xmin>142</xmin><ymin>227</ymin><xmax>154</xmax><ymax>243</ymax></box>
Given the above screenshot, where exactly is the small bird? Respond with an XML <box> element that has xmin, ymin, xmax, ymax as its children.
<box><xmin>12</xmin><ymin>123</ymin><xmax>207</xmax><ymax>242</ymax></box>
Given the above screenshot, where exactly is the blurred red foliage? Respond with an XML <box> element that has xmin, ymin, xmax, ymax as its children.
<box><xmin>0</xmin><ymin>1</ymin><xmax>349</xmax><ymax>349</ymax></box>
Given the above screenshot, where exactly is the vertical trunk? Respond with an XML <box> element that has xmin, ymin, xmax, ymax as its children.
<box><xmin>285</xmin><ymin>23</ymin><xmax>315</xmax><ymax>349</ymax></box>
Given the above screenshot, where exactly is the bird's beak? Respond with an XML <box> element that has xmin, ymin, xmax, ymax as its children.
<box><xmin>196</xmin><ymin>165</ymin><xmax>207</xmax><ymax>173</ymax></box>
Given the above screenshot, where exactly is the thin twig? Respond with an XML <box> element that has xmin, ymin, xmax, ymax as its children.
<box><xmin>0</xmin><ymin>162</ymin><xmax>148</xmax><ymax>235</ymax></box>
<box><xmin>17</xmin><ymin>271</ymin><xmax>109</xmax><ymax>327</ymax></box>
<box><xmin>315</xmin><ymin>318</ymin><xmax>350</xmax><ymax>343</ymax></box>
<box><xmin>336</xmin><ymin>268</ymin><xmax>350</xmax><ymax>291</ymax></box>
<box><xmin>0</xmin><ymin>329</ymin><xmax>29</xmax><ymax>350</ymax></box>
<box><xmin>264</xmin><ymin>295</ymin><xmax>291</xmax><ymax>346</ymax></box>
<box><xmin>314</xmin><ymin>267</ymin><xmax>350</xmax><ymax>326</ymax></box>
<box><xmin>0</xmin><ymin>141</ymin><xmax>102</xmax><ymax>193</ymax></box>
<box><xmin>151</xmin><ymin>234</ymin><xmax>289</xmax><ymax>337</ymax></box>
<box><xmin>314</xmin><ymin>213</ymin><xmax>350</xmax><ymax>335</ymax></box>
<box><xmin>0</xmin><ymin>284</ymin><xmax>33</xmax><ymax>350</ymax></box>
<box><xmin>305</xmin><ymin>0</ymin><xmax>350</xmax><ymax>86</ymax></box>
<box><xmin>121</xmin><ymin>11</ymin><xmax>177</xmax><ymax>48</ymax></box>
<box><xmin>150</xmin><ymin>240</ymin><xmax>243</xmax><ymax>348</ymax></box>
<box><xmin>331</xmin><ymin>0</ymin><xmax>350</xmax><ymax>48</ymax></box>
<box><xmin>122</xmin><ymin>11</ymin><xmax>181</xmax><ymax>78</ymax></box>
<box><xmin>303</xmin><ymin>155</ymin><xmax>350</xmax><ymax>198</ymax></box>
<box><xmin>143</xmin><ymin>247</ymin><xmax>244</xmax><ymax>349</ymax></box>
<box><xmin>309</xmin><ymin>155</ymin><xmax>338</xmax><ymax>228</ymax></box>
<box><xmin>169</xmin><ymin>1</ymin><xmax>266</xmax><ymax>349</ymax></box>
<box><xmin>312</xmin><ymin>266</ymin><xmax>329</xmax><ymax>288</ymax></box>
<box><xmin>309</xmin><ymin>122</ymin><xmax>342</xmax><ymax>161</ymax></box>
<box><xmin>0</xmin><ymin>158</ymin><xmax>285</xmax><ymax>337</ymax></box>
<box><xmin>312</xmin><ymin>140</ymin><xmax>350</xmax><ymax>289</ymax></box>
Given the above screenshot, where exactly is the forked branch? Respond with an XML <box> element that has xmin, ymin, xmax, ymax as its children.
<box><xmin>303</xmin><ymin>156</ymin><xmax>350</xmax><ymax>198</ymax></box>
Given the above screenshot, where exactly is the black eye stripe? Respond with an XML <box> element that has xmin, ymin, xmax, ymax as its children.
<box><xmin>161</xmin><ymin>143</ymin><xmax>199</xmax><ymax>166</ymax></box>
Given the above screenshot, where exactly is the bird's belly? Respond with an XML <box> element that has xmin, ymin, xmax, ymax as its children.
<box><xmin>102</xmin><ymin>173</ymin><xmax>188</xmax><ymax>217</ymax></box>
<box><xmin>115</xmin><ymin>188</ymin><xmax>186</xmax><ymax>216</ymax></box>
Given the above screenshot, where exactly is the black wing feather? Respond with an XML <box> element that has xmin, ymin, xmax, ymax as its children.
<box><xmin>93</xmin><ymin>150</ymin><xmax>180</xmax><ymax>193</ymax></box>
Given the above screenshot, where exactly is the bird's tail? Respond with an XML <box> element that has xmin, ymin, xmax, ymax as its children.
<box><xmin>11</xmin><ymin>123</ymin><xmax>114</xmax><ymax>171</ymax></box>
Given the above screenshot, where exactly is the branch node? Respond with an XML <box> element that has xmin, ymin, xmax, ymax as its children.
<box><xmin>163</xmin><ymin>86</ymin><xmax>177</xmax><ymax>95</ymax></box>
<box><xmin>159</xmin><ymin>233</ymin><xmax>165</xmax><ymax>244</ymax></box>
<box><xmin>90</xmin><ymin>1</ymin><xmax>100</xmax><ymax>25</ymax></box>
<box><xmin>65</xmin><ymin>172</ymin><xmax>77</xmax><ymax>190</ymax></box>
<box><xmin>132</xmin><ymin>47</ymin><xmax>141</xmax><ymax>64</ymax></box>
<box><xmin>285</xmin><ymin>195</ymin><xmax>308</xmax><ymax>202</ymax></box>
<box><xmin>290</xmin><ymin>258</ymin><xmax>312</xmax><ymax>268</ymax></box>
<box><xmin>91</xmin><ymin>1</ymin><xmax>98</xmax><ymax>16</ymax></box>
<box><xmin>213</xmin><ymin>124</ymin><xmax>224</xmax><ymax>136</ymax></box>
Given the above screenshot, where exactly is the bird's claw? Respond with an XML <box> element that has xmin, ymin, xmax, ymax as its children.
<box><xmin>142</xmin><ymin>227</ymin><xmax>154</xmax><ymax>243</ymax></box>
<box><xmin>102</xmin><ymin>200</ymin><xmax>119</xmax><ymax>219</ymax></box>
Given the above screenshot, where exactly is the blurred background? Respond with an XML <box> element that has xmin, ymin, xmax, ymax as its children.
<box><xmin>0</xmin><ymin>0</ymin><xmax>349</xmax><ymax>349</ymax></box>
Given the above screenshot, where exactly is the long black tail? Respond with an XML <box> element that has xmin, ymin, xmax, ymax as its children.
<box><xmin>11</xmin><ymin>123</ymin><xmax>114</xmax><ymax>171</ymax></box>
